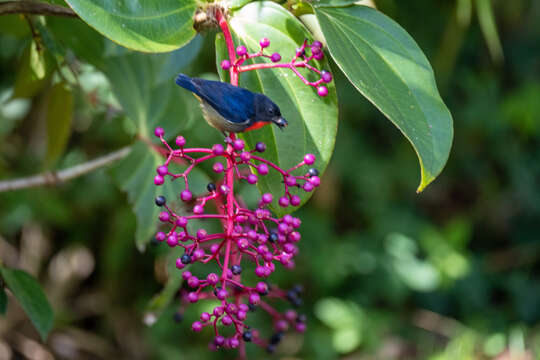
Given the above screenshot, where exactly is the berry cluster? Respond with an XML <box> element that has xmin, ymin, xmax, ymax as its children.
<box><xmin>220</xmin><ymin>37</ymin><xmax>333</xmax><ymax>97</ymax></box>
<box><xmin>152</xmin><ymin>127</ymin><xmax>320</xmax><ymax>356</ymax></box>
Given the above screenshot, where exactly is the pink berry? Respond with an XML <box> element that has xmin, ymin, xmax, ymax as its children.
<box><xmin>321</xmin><ymin>70</ymin><xmax>332</xmax><ymax>83</ymax></box>
<box><xmin>155</xmin><ymin>231</ymin><xmax>166</xmax><ymax>242</ymax></box>
<box><xmin>312</xmin><ymin>40</ymin><xmax>323</xmax><ymax>49</ymax></box>
<box><xmin>193</xmin><ymin>205</ymin><xmax>204</xmax><ymax>214</ymax></box>
<box><xmin>188</xmin><ymin>292</ymin><xmax>199</xmax><ymax>303</ymax></box>
<box><xmin>221</xmin><ymin>59</ymin><xmax>231</xmax><ymax>70</ymax></box>
<box><xmin>236</xmin><ymin>45</ymin><xmax>247</xmax><ymax>56</ymax></box>
<box><xmin>192</xmin><ymin>321</ymin><xmax>203</xmax><ymax>332</ymax></box>
<box><xmin>257</xmin><ymin>163</ymin><xmax>269</xmax><ymax>175</ymax></box>
<box><xmin>212</xmin><ymin>143</ymin><xmax>224</xmax><ymax>155</ymax></box>
<box><xmin>291</xmin><ymin>195</ymin><xmax>301</xmax><ymax>206</ymax></box>
<box><xmin>304</xmin><ymin>153</ymin><xmax>316</xmax><ymax>165</ymax></box>
<box><xmin>159</xmin><ymin>211</ymin><xmax>170</xmax><ymax>222</ymax></box>
<box><xmin>175</xmin><ymin>135</ymin><xmax>186</xmax><ymax>147</ymax></box>
<box><xmin>260</xmin><ymin>37</ymin><xmax>270</xmax><ymax>48</ymax></box>
<box><xmin>180</xmin><ymin>189</ymin><xmax>192</xmax><ymax>202</ymax></box>
<box><xmin>317</xmin><ymin>85</ymin><xmax>328</xmax><ymax>97</ymax></box>
<box><xmin>154</xmin><ymin>175</ymin><xmax>164</xmax><ymax>185</ymax></box>
<box><xmin>213</xmin><ymin>162</ymin><xmax>224</xmax><ymax>173</ymax></box>
<box><xmin>154</xmin><ymin>127</ymin><xmax>164</xmax><ymax>137</ymax></box>
<box><xmin>156</xmin><ymin>165</ymin><xmax>168</xmax><ymax>176</ymax></box>
<box><xmin>261</xmin><ymin>193</ymin><xmax>273</xmax><ymax>203</ymax></box>
<box><xmin>270</xmin><ymin>52</ymin><xmax>281</xmax><ymax>62</ymax></box>
<box><xmin>247</xmin><ymin>174</ymin><xmax>258</xmax><ymax>184</ymax></box>
<box><xmin>175</xmin><ymin>258</ymin><xmax>185</xmax><ymax>269</ymax></box>
<box><xmin>279</xmin><ymin>196</ymin><xmax>290</xmax><ymax>207</ymax></box>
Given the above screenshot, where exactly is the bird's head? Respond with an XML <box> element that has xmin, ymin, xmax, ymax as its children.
<box><xmin>254</xmin><ymin>94</ymin><xmax>287</xmax><ymax>130</ymax></box>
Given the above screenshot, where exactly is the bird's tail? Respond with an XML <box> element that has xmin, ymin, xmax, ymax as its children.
<box><xmin>175</xmin><ymin>74</ymin><xmax>198</xmax><ymax>94</ymax></box>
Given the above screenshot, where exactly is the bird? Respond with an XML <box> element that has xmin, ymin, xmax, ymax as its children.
<box><xmin>175</xmin><ymin>74</ymin><xmax>287</xmax><ymax>133</ymax></box>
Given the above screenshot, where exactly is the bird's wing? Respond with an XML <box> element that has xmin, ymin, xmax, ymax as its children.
<box><xmin>177</xmin><ymin>75</ymin><xmax>256</xmax><ymax>124</ymax></box>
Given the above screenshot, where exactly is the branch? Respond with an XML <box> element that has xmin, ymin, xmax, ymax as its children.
<box><xmin>0</xmin><ymin>1</ymin><xmax>78</xmax><ymax>17</ymax></box>
<box><xmin>0</xmin><ymin>147</ymin><xmax>131</xmax><ymax>193</ymax></box>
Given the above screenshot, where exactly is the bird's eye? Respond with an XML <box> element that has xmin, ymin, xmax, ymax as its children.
<box><xmin>267</xmin><ymin>107</ymin><xmax>274</xmax><ymax>114</ymax></box>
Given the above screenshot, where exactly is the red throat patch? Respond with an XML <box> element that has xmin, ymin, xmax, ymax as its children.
<box><xmin>244</xmin><ymin>122</ymin><xmax>268</xmax><ymax>132</ymax></box>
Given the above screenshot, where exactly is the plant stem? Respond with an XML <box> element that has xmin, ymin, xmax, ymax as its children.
<box><xmin>0</xmin><ymin>147</ymin><xmax>131</xmax><ymax>192</ymax></box>
<box><xmin>0</xmin><ymin>1</ymin><xmax>78</xmax><ymax>17</ymax></box>
<box><xmin>216</xmin><ymin>9</ymin><xmax>239</xmax><ymax>86</ymax></box>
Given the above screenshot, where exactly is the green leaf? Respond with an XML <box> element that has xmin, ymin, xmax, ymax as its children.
<box><xmin>475</xmin><ymin>0</ymin><xmax>504</xmax><ymax>63</ymax></box>
<box><xmin>64</xmin><ymin>0</ymin><xmax>197</xmax><ymax>53</ymax></box>
<box><xmin>111</xmin><ymin>141</ymin><xmax>210</xmax><ymax>250</ymax></box>
<box><xmin>46</xmin><ymin>82</ymin><xmax>73</xmax><ymax>167</ymax></box>
<box><xmin>215</xmin><ymin>2</ymin><xmax>338</xmax><ymax>215</ymax></box>
<box><xmin>100</xmin><ymin>38</ymin><xmax>202</xmax><ymax>138</ymax></box>
<box><xmin>13</xmin><ymin>44</ymin><xmax>51</xmax><ymax>99</ymax></box>
<box><xmin>0</xmin><ymin>267</ymin><xmax>54</xmax><ymax>340</ymax></box>
<box><xmin>29</xmin><ymin>41</ymin><xmax>46</xmax><ymax>79</ymax></box>
<box><xmin>0</xmin><ymin>287</ymin><xmax>7</xmax><ymax>315</ymax></box>
<box><xmin>314</xmin><ymin>6</ymin><xmax>453</xmax><ymax>192</ymax></box>
<box><xmin>311</xmin><ymin>0</ymin><xmax>358</xmax><ymax>8</ymax></box>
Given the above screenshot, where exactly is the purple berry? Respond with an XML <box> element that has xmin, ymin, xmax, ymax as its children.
<box><xmin>260</xmin><ymin>37</ymin><xmax>270</xmax><ymax>48</ymax></box>
<box><xmin>255</xmin><ymin>142</ymin><xmax>266</xmax><ymax>152</ymax></box>
<box><xmin>188</xmin><ymin>276</ymin><xmax>200</xmax><ymax>288</ymax></box>
<box><xmin>207</xmin><ymin>273</ymin><xmax>219</xmax><ymax>285</ymax></box>
<box><xmin>261</xmin><ymin>193</ymin><xmax>273</xmax><ymax>203</ymax></box>
<box><xmin>213</xmin><ymin>306</ymin><xmax>224</xmax><ymax>317</ymax></box>
<box><xmin>181</xmin><ymin>253</ymin><xmax>192</xmax><ymax>264</ymax></box>
<box><xmin>240</xmin><ymin>151</ymin><xmax>251</xmax><ymax>162</ymax></box>
<box><xmin>221</xmin><ymin>315</ymin><xmax>233</xmax><ymax>326</ymax></box>
<box><xmin>303</xmin><ymin>182</ymin><xmax>314</xmax><ymax>192</ymax></box>
<box><xmin>210</xmin><ymin>243</ymin><xmax>220</xmax><ymax>254</ymax></box>
<box><xmin>157</xmin><ymin>165</ymin><xmax>168</xmax><ymax>176</ymax></box>
<box><xmin>192</xmin><ymin>321</ymin><xmax>203</xmax><ymax>332</ymax></box>
<box><xmin>193</xmin><ymin>248</ymin><xmax>205</xmax><ymax>260</ymax></box>
<box><xmin>304</xmin><ymin>153</ymin><xmax>316</xmax><ymax>165</ymax></box>
<box><xmin>237</xmin><ymin>238</ymin><xmax>249</xmax><ymax>250</ymax></box>
<box><xmin>314</xmin><ymin>51</ymin><xmax>324</xmax><ymax>60</ymax></box>
<box><xmin>312</xmin><ymin>40</ymin><xmax>323</xmax><ymax>49</ymax></box>
<box><xmin>200</xmin><ymin>312</ymin><xmax>210</xmax><ymax>322</ymax></box>
<box><xmin>155</xmin><ymin>231</ymin><xmax>166</xmax><ymax>242</ymax></box>
<box><xmin>216</xmin><ymin>289</ymin><xmax>228</xmax><ymax>300</ymax></box>
<box><xmin>154</xmin><ymin>175</ymin><xmax>164</xmax><ymax>185</ymax></box>
<box><xmin>247</xmin><ymin>174</ymin><xmax>258</xmax><ymax>184</ymax></box>
<box><xmin>317</xmin><ymin>85</ymin><xmax>328</xmax><ymax>97</ymax></box>
<box><xmin>256</xmin><ymin>282</ymin><xmax>268</xmax><ymax>294</ymax></box>
<box><xmin>214</xmin><ymin>335</ymin><xmax>225</xmax><ymax>347</ymax></box>
<box><xmin>271</xmin><ymin>52</ymin><xmax>281</xmax><ymax>62</ymax></box>
<box><xmin>237</xmin><ymin>310</ymin><xmax>247</xmax><ymax>320</ymax></box>
<box><xmin>255</xmin><ymin>266</ymin><xmax>266</xmax><ymax>277</ymax></box>
<box><xmin>229</xmin><ymin>337</ymin><xmax>240</xmax><ymax>348</ymax></box>
<box><xmin>175</xmin><ymin>135</ymin><xmax>186</xmax><ymax>147</ymax></box>
<box><xmin>220</xmin><ymin>184</ymin><xmax>230</xmax><ymax>194</ymax></box>
<box><xmin>311</xmin><ymin>45</ymin><xmax>321</xmax><ymax>55</ymax></box>
<box><xmin>236</xmin><ymin>45</ymin><xmax>247</xmax><ymax>56</ymax></box>
<box><xmin>196</xmin><ymin>229</ymin><xmax>207</xmax><ymax>239</ymax></box>
<box><xmin>291</xmin><ymin>195</ymin><xmax>301</xmax><ymax>206</ymax></box>
<box><xmin>167</xmin><ymin>234</ymin><xmax>178</xmax><ymax>247</ymax></box>
<box><xmin>154</xmin><ymin>127</ymin><xmax>164</xmax><ymax>137</ymax></box>
<box><xmin>249</xmin><ymin>293</ymin><xmax>260</xmax><ymax>305</ymax></box>
<box><xmin>257</xmin><ymin>163</ymin><xmax>269</xmax><ymax>175</ymax></box>
<box><xmin>278</xmin><ymin>196</ymin><xmax>290</xmax><ymax>207</ymax></box>
<box><xmin>193</xmin><ymin>204</ymin><xmax>204</xmax><ymax>214</ymax></box>
<box><xmin>309</xmin><ymin>176</ymin><xmax>321</xmax><ymax>187</ymax></box>
<box><xmin>233</xmin><ymin>139</ymin><xmax>245</xmax><ymax>151</ymax></box>
<box><xmin>159</xmin><ymin>211</ymin><xmax>170</xmax><ymax>222</ymax></box>
<box><xmin>182</xmin><ymin>271</ymin><xmax>192</xmax><ymax>280</ymax></box>
<box><xmin>188</xmin><ymin>292</ymin><xmax>199</xmax><ymax>303</ymax></box>
<box><xmin>176</xmin><ymin>216</ymin><xmax>188</xmax><ymax>227</ymax></box>
<box><xmin>180</xmin><ymin>190</ymin><xmax>192</xmax><ymax>202</ymax></box>
<box><xmin>285</xmin><ymin>176</ymin><xmax>297</xmax><ymax>186</ymax></box>
<box><xmin>212</xmin><ymin>143</ymin><xmax>224</xmax><ymax>155</ymax></box>
<box><xmin>213</xmin><ymin>162</ymin><xmax>224</xmax><ymax>173</ymax></box>
<box><xmin>175</xmin><ymin>258</ymin><xmax>185</xmax><ymax>269</ymax></box>
<box><xmin>321</xmin><ymin>70</ymin><xmax>332</xmax><ymax>83</ymax></box>
<box><xmin>295</xmin><ymin>322</ymin><xmax>306</xmax><ymax>332</ymax></box>
<box><xmin>231</xmin><ymin>264</ymin><xmax>242</xmax><ymax>275</ymax></box>
<box><xmin>221</xmin><ymin>59</ymin><xmax>231</xmax><ymax>70</ymax></box>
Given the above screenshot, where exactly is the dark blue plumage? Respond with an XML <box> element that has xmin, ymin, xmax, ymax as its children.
<box><xmin>175</xmin><ymin>74</ymin><xmax>287</xmax><ymax>133</ymax></box>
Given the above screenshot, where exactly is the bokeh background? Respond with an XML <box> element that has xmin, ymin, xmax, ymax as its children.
<box><xmin>1</xmin><ymin>0</ymin><xmax>540</xmax><ymax>359</ymax></box>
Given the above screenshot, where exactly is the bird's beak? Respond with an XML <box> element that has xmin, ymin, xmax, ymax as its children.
<box><xmin>273</xmin><ymin>117</ymin><xmax>288</xmax><ymax>130</ymax></box>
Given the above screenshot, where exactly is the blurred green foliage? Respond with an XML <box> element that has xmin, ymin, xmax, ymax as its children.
<box><xmin>1</xmin><ymin>0</ymin><xmax>539</xmax><ymax>359</ymax></box>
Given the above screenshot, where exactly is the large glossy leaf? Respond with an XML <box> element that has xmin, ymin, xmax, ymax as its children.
<box><xmin>111</xmin><ymin>141</ymin><xmax>210</xmax><ymax>250</ymax></box>
<box><xmin>100</xmin><ymin>38</ymin><xmax>202</xmax><ymax>138</ymax></box>
<box><xmin>215</xmin><ymin>2</ymin><xmax>338</xmax><ymax>215</ymax></box>
<box><xmin>46</xmin><ymin>82</ymin><xmax>73</xmax><ymax>167</ymax></box>
<box><xmin>64</xmin><ymin>0</ymin><xmax>197</xmax><ymax>53</ymax></box>
<box><xmin>0</xmin><ymin>267</ymin><xmax>54</xmax><ymax>340</ymax></box>
<box><xmin>314</xmin><ymin>6</ymin><xmax>453</xmax><ymax>192</ymax></box>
